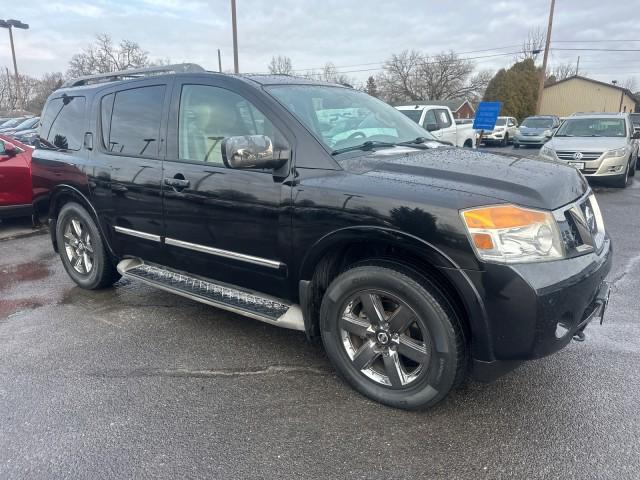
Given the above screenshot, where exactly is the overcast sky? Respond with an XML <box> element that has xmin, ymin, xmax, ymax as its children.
<box><xmin>2</xmin><ymin>0</ymin><xmax>639</xmax><ymax>88</ymax></box>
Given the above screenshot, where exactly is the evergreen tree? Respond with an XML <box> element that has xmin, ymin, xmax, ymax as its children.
<box><xmin>365</xmin><ymin>76</ymin><xmax>378</xmax><ymax>97</ymax></box>
<box><xmin>483</xmin><ymin>59</ymin><xmax>539</xmax><ymax>121</ymax></box>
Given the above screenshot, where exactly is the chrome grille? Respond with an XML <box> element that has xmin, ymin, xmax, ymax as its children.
<box><xmin>556</xmin><ymin>151</ymin><xmax>602</xmax><ymax>161</ymax></box>
<box><xmin>555</xmin><ymin>193</ymin><xmax>605</xmax><ymax>255</ymax></box>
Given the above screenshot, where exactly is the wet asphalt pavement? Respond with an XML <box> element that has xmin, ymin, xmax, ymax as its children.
<box><xmin>1</xmin><ymin>146</ymin><xmax>639</xmax><ymax>479</ymax></box>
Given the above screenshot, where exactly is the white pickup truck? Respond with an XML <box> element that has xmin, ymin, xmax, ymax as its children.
<box><xmin>396</xmin><ymin>104</ymin><xmax>475</xmax><ymax>147</ymax></box>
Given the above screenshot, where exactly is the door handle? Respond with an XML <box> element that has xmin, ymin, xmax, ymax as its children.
<box><xmin>164</xmin><ymin>176</ymin><xmax>190</xmax><ymax>189</ymax></box>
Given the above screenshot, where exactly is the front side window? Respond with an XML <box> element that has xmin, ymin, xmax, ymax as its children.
<box><xmin>39</xmin><ymin>96</ymin><xmax>86</xmax><ymax>151</ymax></box>
<box><xmin>555</xmin><ymin>118</ymin><xmax>626</xmax><ymax>137</ymax></box>
<box><xmin>107</xmin><ymin>85</ymin><xmax>165</xmax><ymax>157</ymax></box>
<box><xmin>422</xmin><ymin>109</ymin><xmax>437</xmax><ymax>128</ymax></box>
<box><xmin>178</xmin><ymin>84</ymin><xmax>278</xmax><ymax>165</ymax></box>
<box><xmin>267</xmin><ymin>85</ymin><xmax>435</xmax><ymax>153</ymax></box>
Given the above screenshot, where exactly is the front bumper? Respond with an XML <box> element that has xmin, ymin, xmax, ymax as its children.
<box><xmin>514</xmin><ymin>134</ymin><xmax>549</xmax><ymax>146</ymax></box>
<box><xmin>466</xmin><ymin>236</ymin><xmax>612</xmax><ymax>380</ymax></box>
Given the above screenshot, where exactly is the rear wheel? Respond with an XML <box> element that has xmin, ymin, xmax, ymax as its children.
<box><xmin>56</xmin><ymin>202</ymin><xmax>120</xmax><ymax>289</ymax></box>
<box><xmin>320</xmin><ymin>264</ymin><xmax>466</xmax><ymax>410</ymax></box>
<box><xmin>513</xmin><ymin>143</ymin><xmax>520</xmax><ymax>149</ymax></box>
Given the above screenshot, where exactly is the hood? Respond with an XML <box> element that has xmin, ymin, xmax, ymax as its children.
<box><xmin>547</xmin><ymin>136</ymin><xmax>627</xmax><ymax>152</ymax></box>
<box><xmin>340</xmin><ymin>146</ymin><xmax>588</xmax><ymax>210</ymax></box>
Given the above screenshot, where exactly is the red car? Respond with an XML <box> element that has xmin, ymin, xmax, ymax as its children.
<box><xmin>0</xmin><ymin>135</ymin><xmax>33</xmax><ymax>219</ymax></box>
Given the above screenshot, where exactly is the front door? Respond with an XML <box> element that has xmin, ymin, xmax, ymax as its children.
<box><xmin>161</xmin><ymin>79</ymin><xmax>293</xmax><ymax>299</ymax></box>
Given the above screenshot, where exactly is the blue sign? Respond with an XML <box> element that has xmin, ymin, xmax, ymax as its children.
<box><xmin>473</xmin><ymin>101</ymin><xmax>502</xmax><ymax>130</ymax></box>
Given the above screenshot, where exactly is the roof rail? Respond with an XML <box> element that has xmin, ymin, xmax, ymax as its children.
<box><xmin>61</xmin><ymin>63</ymin><xmax>206</xmax><ymax>88</ymax></box>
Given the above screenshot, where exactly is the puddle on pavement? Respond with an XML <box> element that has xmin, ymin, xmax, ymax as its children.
<box><xmin>0</xmin><ymin>259</ymin><xmax>53</xmax><ymax>291</ymax></box>
<box><xmin>0</xmin><ymin>299</ymin><xmax>45</xmax><ymax>319</ymax></box>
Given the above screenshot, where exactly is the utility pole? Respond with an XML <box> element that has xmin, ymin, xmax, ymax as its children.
<box><xmin>576</xmin><ymin>56</ymin><xmax>580</xmax><ymax>76</ymax></box>
<box><xmin>230</xmin><ymin>0</ymin><xmax>239</xmax><ymax>73</ymax></box>
<box><xmin>218</xmin><ymin>49</ymin><xmax>222</xmax><ymax>72</ymax></box>
<box><xmin>535</xmin><ymin>0</ymin><xmax>555</xmax><ymax>114</ymax></box>
<box><xmin>0</xmin><ymin>19</ymin><xmax>29</xmax><ymax>110</ymax></box>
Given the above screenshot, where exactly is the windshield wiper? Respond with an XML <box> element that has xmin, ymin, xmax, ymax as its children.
<box><xmin>397</xmin><ymin>136</ymin><xmax>452</xmax><ymax>148</ymax></box>
<box><xmin>331</xmin><ymin>140</ymin><xmax>396</xmax><ymax>155</ymax></box>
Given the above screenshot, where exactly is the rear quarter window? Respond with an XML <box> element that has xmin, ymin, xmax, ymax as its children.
<box><xmin>39</xmin><ymin>96</ymin><xmax>86</xmax><ymax>151</ymax></box>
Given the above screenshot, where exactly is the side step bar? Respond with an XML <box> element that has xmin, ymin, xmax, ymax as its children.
<box><xmin>117</xmin><ymin>258</ymin><xmax>304</xmax><ymax>331</ymax></box>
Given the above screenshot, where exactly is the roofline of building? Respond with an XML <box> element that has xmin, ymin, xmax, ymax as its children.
<box><xmin>546</xmin><ymin>75</ymin><xmax>636</xmax><ymax>100</ymax></box>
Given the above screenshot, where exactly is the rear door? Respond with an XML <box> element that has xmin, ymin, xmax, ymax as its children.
<box><xmin>161</xmin><ymin>77</ymin><xmax>294</xmax><ymax>299</ymax></box>
<box><xmin>0</xmin><ymin>139</ymin><xmax>31</xmax><ymax>209</ymax></box>
<box><xmin>91</xmin><ymin>81</ymin><xmax>171</xmax><ymax>263</ymax></box>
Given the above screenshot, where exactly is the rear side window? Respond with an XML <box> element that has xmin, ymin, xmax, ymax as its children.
<box><xmin>105</xmin><ymin>85</ymin><xmax>165</xmax><ymax>157</ymax></box>
<box><xmin>39</xmin><ymin>96</ymin><xmax>86</xmax><ymax>151</ymax></box>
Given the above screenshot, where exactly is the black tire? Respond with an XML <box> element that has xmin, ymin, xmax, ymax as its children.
<box><xmin>56</xmin><ymin>202</ymin><xmax>120</xmax><ymax>289</ymax></box>
<box><xmin>513</xmin><ymin>143</ymin><xmax>520</xmax><ymax>149</ymax></box>
<box><xmin>320</xmin><ymin>263</ymin><xmax>466</xmax><ymax>410</ymax></box>
<box><xmin>630</xmin><ymin>156</ymin><xmax>636</xmax><ymax>177</ymax></box>
<box><xmin>463</xmin><ymin>139</ymin><xmax>473</xmax><ymax>148</ymax></box>
<box><xmin>500</xmin><ymin>134</ymin><xmax>508</xmax><ymax>147</ymax></box>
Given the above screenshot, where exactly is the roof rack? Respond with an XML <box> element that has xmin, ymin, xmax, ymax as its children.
<box><xmin>61</xmin><ymin>63</ymin><xmax>206</xmax><ymax>88</ymax></box>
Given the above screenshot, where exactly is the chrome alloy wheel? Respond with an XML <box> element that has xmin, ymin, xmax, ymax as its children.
<box><xmin>63</xmin><ymin>218</ymin><xmax>94</xmax><ymax>274</ymax></box>
<box><xmin>339</xmin><ymin>290</ymin><xmax>431</xmax><ymax>388</ymax></box>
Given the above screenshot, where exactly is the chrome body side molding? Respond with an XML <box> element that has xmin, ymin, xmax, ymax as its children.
<box><xmin>164</xmin><ymin>237</ymin><xmax>283</xmax><ymax>269</ymax></box>
<box><xmin>114</xmin><ymin>226</ymin><xmax>161</xmax><ymax>242</ymax></box>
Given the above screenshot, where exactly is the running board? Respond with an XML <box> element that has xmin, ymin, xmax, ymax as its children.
<box><xmin>116</xmin><ymin>258</ymin><xmax>304</xmax><ymax>331</ymax></box>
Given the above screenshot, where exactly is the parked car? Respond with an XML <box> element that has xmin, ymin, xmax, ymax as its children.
<box><xmin>1</xmin><ymin>116</ymin><xmax>39</xmax><ymax>136</ymax></box>
<box><xmin>455</xmin><ymin>118</ymin><xmax>474</xmax><ymax>125</ymax></box>
<box><xmin>480</xmin><ymin>116</ymin><xmax>518</xmax><ymax>146</ymax></box>
<box><xmin>630</xmin><ymin>113</ymin><xmax>640</xmax><ymax>132</ymax></box>
<box><xmin>539</xmin><ymin>113</ymin><xmax>639</xmax><ymax>188</ymax></box>
<box><xmin>11</xmin><ymin>127</ymin><xmax>39</xmax><ymax>146</ymax></box>
<box><xmin>32</xmin><ymin>65</ymin><xmax>612</xmax><ymax>410</ymax></box>
<box><xmin>396</xmin><ymin>104</ymin><xmax>475</xmax><ymax>147</ymax></box>
<box><xmin>0</xmin><ymin>116</ymin><xmax>29</xmax><ymax>133</ymax></box>
<box><xmin>0</xmin><ymin>135</ymin><xmax>33</xmax><ymax>219</ymax></box>
<box><xmin>513</xmin><ymin>115</ymin><xmax>561</xmax><ymax>148</ymax></box>
<box><xmin>0</xmin><ymin>117</ymin><xmax>16</xmax><ymax>127</ymax></box>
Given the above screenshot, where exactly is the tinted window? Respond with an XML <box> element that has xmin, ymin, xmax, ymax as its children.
<box><xmin>178</xmin><ymin>84</ymin><xmax>279</xmax><ymax>165</ymax></box>
<box><xmin>39</xmin><ymin>96</ymin><xmax>86</xmax><ymax>151</ymax></box>
<box><xmin>108</xmin><ymin>85</ymin><xmax>165</xmax><ymax>157</ymax></box>
<box><xmin>100</xmin><ymin>93</ymin><xmax>114</xmax><ymax>149</ymax></box>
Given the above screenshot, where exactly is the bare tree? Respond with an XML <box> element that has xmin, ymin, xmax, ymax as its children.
<box><xmin>520</xmin><ymin>27</ymin><xmax>545</xmax><ymax>62</ymax></box>
<box><xmin>0</xmin><ymin>71</ymin><xmax>64</xmax><ymax>113</ymax></box>
<box><xmin>304</xmin><ymin>62</ymin><xmax>353</xmax><ymax>86</ymax></box>
<box><xmin>376</xmin><ymin>50</ymin><xmax>491</xmax><ymax>104</ymax></box>
<box><xmin>67</xmin><ymin>34</ymin><xmax>150</xmax><ymax>77</ymax></box>
<box><xmin>268</xmin><ymin>55</ymin><xmax>293</xmax><ymax>75</ymax></box>
<box><xmin>623</xmin><ymin>76</ymin><xmax>638</xmax><ymax>92</ymax></box>
<box><xmin>545</xmin><ymin>62</ymin><xmax>579</xmax><ymax>86</ymax></box>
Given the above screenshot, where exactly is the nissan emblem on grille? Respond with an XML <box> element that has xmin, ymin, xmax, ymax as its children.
<box><xmin>573</xmin><ymin>152</ymin><xmax>584</xmax><ymax>160</ymax></box>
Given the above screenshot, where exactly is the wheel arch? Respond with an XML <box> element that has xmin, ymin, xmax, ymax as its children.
<box><xmin>298</xmin><ymin>227</ymin><xmax>493</xmax><ymax>361</ymax></box>
<box><xmin>48</xmin><ymin>184</ymin><xmax>115</xmax><ymax>257</ymax></box>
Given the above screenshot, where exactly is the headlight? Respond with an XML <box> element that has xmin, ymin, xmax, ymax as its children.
<box><xmin>540</xmin><ymin>144</ymin><xmax>555</xmax><ymax>157</ymax></box>
<box><xmin>543</xmin><ymin>129</ymin><xmax>552</xmax><ymax>137</ymax></box>
<box><xmin>461</xmin><ymin>204</ymin><xmax>564</xmax><ymax>264</ymax></box>
<box><xmin>602</xmin><ymin>147</ymin><xmax>627</xmax><ymax>159</ymax></box>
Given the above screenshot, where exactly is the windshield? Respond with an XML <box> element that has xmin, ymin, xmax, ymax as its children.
<box><xmin>266</xmin><ymin>85</ymin><xmax>435</xmax><ymax>152</ymax></box>
<box><xmin>522</xmin><ymin>117</ymin><xmax>554</xmax><ymax>128</ymax></box>
<box><xmin>495</xmin><ymin>118</ymin><xmax>507</xmax><ymax>127</ymax></box>
<box><xmin>398</xmin><ymin>109</ymin><xmax>423</xmax><ymax>124</ymax></box>
<box><xmin>555</xmin><ymin>118</ymin><xmax>626</xmax><ymax>137</ymax></box>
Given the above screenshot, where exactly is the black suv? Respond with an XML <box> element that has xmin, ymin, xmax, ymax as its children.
<box><xmin>32</xmin><ymin>64</ymin><xmax>612</xmax><ymax>409</ymax></box>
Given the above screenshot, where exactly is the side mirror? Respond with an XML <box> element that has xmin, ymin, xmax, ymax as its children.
<box><xmin>222</xmin><ymin>135</ymin><xmax>286</xmax><ymax>170</ymax></box>
<box><xmin>425</xmin><ymin>123</ymin><xmax>439</xmax><ymax>132</ymax></box>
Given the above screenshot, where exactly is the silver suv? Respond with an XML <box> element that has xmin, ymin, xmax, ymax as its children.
<box><xmin>539</xmin><ymin>113</ymin><xmax>640</xmax><ymax>188</ymax></box>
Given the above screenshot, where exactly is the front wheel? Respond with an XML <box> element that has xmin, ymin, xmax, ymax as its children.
<box><xmin>56</xmin><ymin>202</ymin><xmax>121</xmax><ymax>289</ymax></box>
<box><xmin>320</xmin><ymin>264</ymin><xmax>466</xmax><ymax>410</ymax></box>
<box><xmin>500</xmin><ymin>134</ymin><xmax>508</xmax><ymax>147</ymax></box>
<box><xmin>611</xmin><ymin>161</ymin><xmax>630</xmax><ymax>188</ymax></box>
